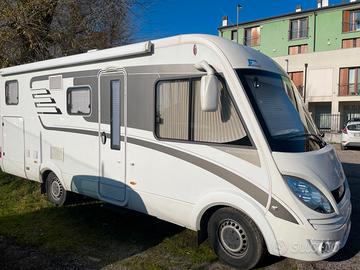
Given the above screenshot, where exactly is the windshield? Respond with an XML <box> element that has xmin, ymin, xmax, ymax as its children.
<box><xmin>236</xmin><ymin>69</ymin><xmax>325</xmax><ymax>153</ymax></box>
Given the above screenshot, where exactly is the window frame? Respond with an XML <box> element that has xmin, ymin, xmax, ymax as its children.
<box><xmin>342</xmin><ymin>38</ymin><xmax>360</xmax><ymax>48</ymax></box>
<box><xmin>343</xmin><ymin>9</ymin><xmax>360</xmax><ymax>32</ymax></box>
<box><xmin>66</xmin><ymin>85</ymin><xmax>92</xmax><ymax>116</ymax></box>
<box><xmin>5</xmin><ymin>80</ymin><xmax>19</xmax><ymax>105</ymax></box>
<box><xmin>288</xmin><ymin>44</ymin><xmax>308</xmax><ymax>55</ymax></box>
<box><xmin>153</xmin><ymin>74</ymin><xmax>254</xmax><ymax>149</ymax></box>
<box><xmin>231</xmin><ymin>30</ymin><xmax>238</xmax><ymax>42</ymax></box>
<box><xmin>244</xmin><ymin>26</ymin><xmax>261</xmax><ymax>47</ymax></box>
<box><xmin>339</xmin><ymin>66</ymin><xmax>360</xmax><ymax>96</ymax></box>
<box><xmin>289</xmin><ymin>17</ymin><xmax>309</xmax><ymax>40</ymax></box>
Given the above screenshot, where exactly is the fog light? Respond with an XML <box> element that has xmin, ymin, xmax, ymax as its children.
<box><xmin>309</xmin><ymin>240</ymin><xmax>339</xmax><ymax>255</ymax></box>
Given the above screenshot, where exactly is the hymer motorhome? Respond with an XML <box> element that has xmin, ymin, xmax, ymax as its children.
<box><xmin>0</xmin><ymin>35</ymin><xmax>351</xmax><ymax>269</ymax></box>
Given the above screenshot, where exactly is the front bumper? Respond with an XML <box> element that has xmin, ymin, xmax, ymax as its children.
<box><xmin>271</xmin><ymin>188</ymin><xmax>352</xmax><ymax>261</ymax></box>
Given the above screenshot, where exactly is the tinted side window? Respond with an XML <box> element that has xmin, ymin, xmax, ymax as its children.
<box><xmin>155</xmin><ymin>78</ymin><xmax>251</xmax><ymax>146</ymax></box>
<box><xmin>5</xmin><ymin>81</ymin><xmax>19</xmax><ymax>105</ymax></box>
<box><xmin>348</xmin><ymin>124</ymin><xmax>360</xmax><ymax>131</ymax></box>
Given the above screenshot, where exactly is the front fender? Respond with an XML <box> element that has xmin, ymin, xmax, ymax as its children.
<box><xmin>191</xmin><ymin>190</ymin><xmax>280</xmax><ymax>256</ymax></box>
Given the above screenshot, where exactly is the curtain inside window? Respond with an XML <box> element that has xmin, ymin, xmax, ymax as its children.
<box><xmin>69</xmin><ymin>88</ymin><xmax>90</xmax><ymax>114</ymax></box>
<box><xmin>192</xmin><ymin>79</ymin><xmax>246</xmax><ymax>143</ymax></box>
<box><xmin>156</xmin><ymin>80</ymin><xmax>189</xmax><ymax>140</ymax></box>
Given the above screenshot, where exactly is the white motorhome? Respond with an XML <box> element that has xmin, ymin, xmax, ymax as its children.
<box><xmin>0</xmin><ymin>35</ymin><xmax>351</xmax><ymax>269</ymax></box>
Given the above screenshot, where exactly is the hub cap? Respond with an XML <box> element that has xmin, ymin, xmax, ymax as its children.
<box><xmin>219</xmin><ymin>219</ymin><xmax>248</xmax><ymax>257</ymax></box>
<box><xmin>51</xmin><ymin>180</ymin><xmax>63</xmax><ymax>199</ymax></box>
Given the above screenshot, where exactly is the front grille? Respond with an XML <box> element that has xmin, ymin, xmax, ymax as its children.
<box><xmin>331</xmin><ymin>183</ymin><xmax>345</xmax><ymax>204</ymax></box>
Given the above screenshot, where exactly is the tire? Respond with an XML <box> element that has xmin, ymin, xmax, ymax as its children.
<box><xmin>341</xmin><ymin>145</ymin><xmax>347</xmax><ymax>150</ymax></box>
<box><xmin>46</xmin><ymin>172</ymin><xmax>67</xmax><ymax>206</ymax></box>
<box><xmin>208</xmin><ymin>207</ymin><xmax>265</xmax><ymax>270</ymax></box>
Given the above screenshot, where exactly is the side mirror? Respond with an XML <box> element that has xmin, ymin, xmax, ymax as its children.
<box><xmin>200</xmin><ymin>74</ymin><xmax>220</xmax><ymax>112</ymax></box>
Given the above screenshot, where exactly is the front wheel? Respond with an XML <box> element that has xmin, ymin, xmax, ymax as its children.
<box><xmin>46</xmin><ymin>172</ymin><xmax>67</xmax><ymax>206</ymax></box>
<box><xmin>208</xmin><ymin>207</ymin><xmax>265</xmax><ymax>270</ymax></box>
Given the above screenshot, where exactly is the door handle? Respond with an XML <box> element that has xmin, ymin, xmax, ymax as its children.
<box><xmin>101</xmin><ymin>132</ymin><xmax>107</xmax><ymax>144</ymax></box>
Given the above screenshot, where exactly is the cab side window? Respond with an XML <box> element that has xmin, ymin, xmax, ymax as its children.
<box><xmin>155</xmin><ymin>78</ymin><xmax>251</xmax><ymax>146</ymax></box>
<box><xmin>5</xmin><ymin>81</ymin><xmax>19</xmax><ymax>105</ymax></box>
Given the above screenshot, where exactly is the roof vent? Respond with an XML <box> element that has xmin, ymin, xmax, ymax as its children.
<box><xmin>317</xmin><ymin>0</ymin><xmax>329</xmax><ymax>8</ymax></box>
<box><xmin>222</xmin><ymin>16</ymin><xmax>228</xmax><ymax>27</ymax></box>
<box><xmin>296</xmin><ymin>4</ymin><xmax>302</xmax><ymax>12</ymax></box>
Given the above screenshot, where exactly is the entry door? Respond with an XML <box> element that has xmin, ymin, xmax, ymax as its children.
<box><xmin>98</xmin><ymin>71</ymin><xmax>126</xmax><ymax>203</ymax></box>
<box><xmin>2</xmin><ymin>117</ymin><xmax>26</xmax><ymax>178</ymax></box>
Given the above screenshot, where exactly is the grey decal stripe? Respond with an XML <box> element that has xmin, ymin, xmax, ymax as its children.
<box><xmin>127</xmin><ymin>137</ymin><xmax>298</xmax><ymax>224</ymax></box>
<box><xmin>30</xmin><ymin>70</ymin><xmax>100</xmax><ymax>88</ymax></box>
<box><xmin>36</xmin><ymin>118</ymin><xmax>298</xmax><ymax>224</ymax></box>
<box><xmin>38</xmin><ymin>116</ymin><xmax>98</xmax><ymax>136</ymax></box>
<box><xmin>269</xmin><ymin>198</ymin><xmax>298</xmax><ymax>224</ymax></box>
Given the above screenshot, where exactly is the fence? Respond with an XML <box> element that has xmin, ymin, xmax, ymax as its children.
<box><xmin>313</xmin><ymin>113</ymin><xmax>360</xmax><ymax>133</ymax></box>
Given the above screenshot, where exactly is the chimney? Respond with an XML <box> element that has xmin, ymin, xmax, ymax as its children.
<box><xmin>317</xmin><ymin>0</ymin><xmax>329</xmax><ymax>8</ymax></box>
<box><xmin>296</xmin><ymin>4</ymin><xmax>302</xmax><ymax>12</ymax></box>
<box><xmin>222</xmin><ymin>16</ymin><xmax>228</xmax><ymax>27</ymax></box>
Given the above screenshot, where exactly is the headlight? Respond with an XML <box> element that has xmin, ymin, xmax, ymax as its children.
<box><xmin>285</xmin><ymin>176</ymin><xmax>334</xmax><ymax>214</ymax></box>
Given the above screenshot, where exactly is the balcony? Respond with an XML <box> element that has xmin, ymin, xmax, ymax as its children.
<box><xmin>339</xmin><ymin>83</ymin><xmax>360</xmax><ymax>96</ymax></box>
<box><xmin>243</xmin><ymin>37</ymin><xmax>260</xmax><ymax>47</ymax></box>
<box><xmin>289</xmin><ymin>28</ymin><xmax>309</xmax><ymax>40</ymax></box>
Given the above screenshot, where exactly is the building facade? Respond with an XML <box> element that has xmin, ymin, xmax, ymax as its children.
<box><xmin>219</xmin><ymin>0</ymin><xmax>360</xmax><ymax>134</ymax></box>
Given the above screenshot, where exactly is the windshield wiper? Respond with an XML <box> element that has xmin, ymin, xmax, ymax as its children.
<box><xmin>273</xmin><ymin>132</ymin><xmax>326</xmax><ymax>147</ymax></box>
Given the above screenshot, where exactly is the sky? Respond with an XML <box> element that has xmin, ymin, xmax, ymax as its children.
<box><xmin>133</xmin><ymin>0</ymin><xmax>346</xmax><ymax>41</ymax></box>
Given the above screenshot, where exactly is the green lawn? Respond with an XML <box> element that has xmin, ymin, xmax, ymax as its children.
<box><xmin>0</xmin><ymin>171</ymin><xmax>217</xmax><ymax>269</ymax></box>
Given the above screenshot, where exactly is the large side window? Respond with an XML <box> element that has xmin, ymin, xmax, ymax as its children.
<box><xmin>155</xmin><ymin>78</ymin><xmax>251</xmax><ymax>146</ymax></box>
<box><xmin>110</xmin><ymin>80</ymin><xmax>121</xmax><ymax>150</ymax></box>
<box><xmin>67</xmin><ymin>86</ymin><xmax>91</xmax><ymax>115</ymax></box>
<box><xmin>5</xmin><ymin>81</ymin><xmax>19</xmax><ymax>105</ymax></box>
<box><xmin>155</xmin><ymin>80</ymin><xmax>190</xmax><ymax>140</ymax></box>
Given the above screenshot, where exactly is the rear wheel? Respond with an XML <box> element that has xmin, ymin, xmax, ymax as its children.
<box><xmin>46</xmin><ymin>172</ymin><xmax>67</xmax><ymax>206</ymax></box>
<box><xmin>208</xmin><ymin>207</ymin><xmax>265</xmax><ymax>270</ymax></box>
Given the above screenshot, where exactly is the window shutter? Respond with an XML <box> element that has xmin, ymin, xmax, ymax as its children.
<box><xmin>342</xmin><ymin>39</ymin><xmax>353</xmax><ymax>48</ymax></box>
<box><xmin>288</xmin><ymin>46</ymin><xmax>298</xmax><ymax>55</ymax></box>
<box><xmin>339</xmin><ymin>68</ymin><xmax>349</xmax><ymax>96</ymax></box>
<box><xmin>300</xmin><ymin>44</ymin><xmax>308</xmax><ymax>53</ymax></box>
<box><xmin>343</xmin><ymin>11</ymin><xmax>350</xmax><ymax>32</ymax></box>
<box><xmin>251</xmin><ymin>27</ymin><xmax>260</xmax><ymax>46</ymax></box>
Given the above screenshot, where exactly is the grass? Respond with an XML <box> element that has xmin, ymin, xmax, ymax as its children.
<box><xmin>0</xmin><ymin>171</ymin><xmax>217</xmax><ymax>269</ymax></box>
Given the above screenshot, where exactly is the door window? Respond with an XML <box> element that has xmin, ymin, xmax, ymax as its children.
<box><xmin>110</xmin><ymin>80</ymin><xmax>121</xmax><ymax>150</ymax></box>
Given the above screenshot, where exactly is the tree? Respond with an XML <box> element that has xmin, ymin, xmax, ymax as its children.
<box><xmin>0</xmin><ymin>0</ymin><xmax>146</xmax><ymax>68</ymax></box>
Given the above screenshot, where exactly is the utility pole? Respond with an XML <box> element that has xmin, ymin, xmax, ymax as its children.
<box><xmin>236</xmin><ymin>4</ymin><xmax>242</xmax><ymax>43</ymax></box>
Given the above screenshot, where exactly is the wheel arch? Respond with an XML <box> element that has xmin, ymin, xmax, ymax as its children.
<box><xmin>192</xmin><ymin>191</ymin><xmax>280</xmax><ymax>256</ymax></box>
<box><xmin>39</xmin><ymin>162</ymin><xmax>67</xmax><ymax>191</ymax></box>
